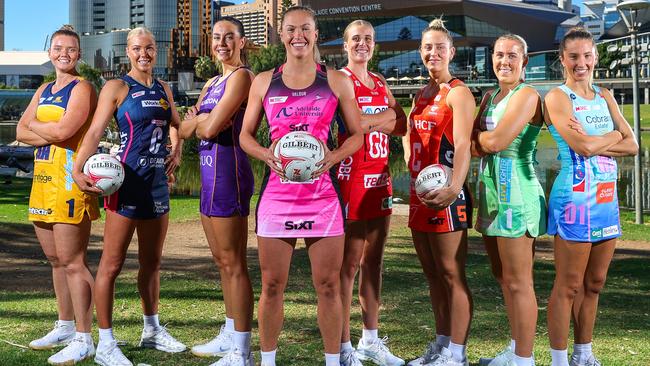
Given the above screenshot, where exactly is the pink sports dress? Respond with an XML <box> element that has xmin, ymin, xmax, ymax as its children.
<box><xmin>256</xmin><ymin>64</ymin><xmax>344</xmax><ymax>238</ymax></box>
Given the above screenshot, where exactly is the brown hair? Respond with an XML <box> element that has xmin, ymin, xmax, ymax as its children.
<box><xmin>422</xmin><ymin>18</ymin><xmax>453</xmax><ymax>46</ymax></box>
<box><xmin>494</xmin><ymin>34</ymin><xmax>528</xmax><ymax>56</ymax></box>
<box><xmin>281</xmin><ymin>6</ymin><xmax>320</xmax><ymax>62</ymax></box>
<box><xmin>343</xmin><ymin>19</ymin><xmax>374</xmax><ymax>41</ymax></box>
<box><xmin>559</xmin><ymin>26</ymin><xmax>596</xmax><ymax>57</ymax></box>
<box><xmin>51</xmin><ymin>24</ymin><xmax>80</xmax><ymax>48</ymax></box>
<box><xmin>216</xmin><ymin>16</ymin><xmax>248</xmax><ymax>65</ymax></box>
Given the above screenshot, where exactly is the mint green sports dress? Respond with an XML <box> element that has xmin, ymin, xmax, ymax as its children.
<box><xmin>475</xmin><ymin>83</ymin><xmax>547</xmax><ymax>237</ymax></box>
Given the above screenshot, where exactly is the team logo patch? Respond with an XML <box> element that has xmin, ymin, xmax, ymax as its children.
<box><xmin>570</xmin><ymin>93</ymin><xmax>577</xmax><ymax>100</ymax></box>
<box><xmin>132</xmin><ymin>91</ymin><xmax>146</xmax><ymax>98</ymax></box>
<box><xmin>596</xmin><ymin>182</ymin><xmax>615</xmax><ymax>204</ymax></box>
<box><xmin>39</xmin><ymin>97</ymin><xmax>45</xmax><ymax>103</ymax></box>
<box><xmin>364</xmin><ymin>173</ymin><xmax>389</xmax><ymax>188</ymax></box>
<box><xmin>284</xmin><ymin>220</ymin><xmax>315</xmax><ymax>230</ymax></box>
<box><xmin>141</xmin><ymin>100</ymin><xmax>162</xmax><ymax>108</ymax></box>
<box><xmin>269</xmin><ymin>96</ymin><xmax>288</xmax><ymax>104</ymax></box>
<box><xmin>570</xmin><ymin>150</ymin><xmax>586</xmax><ymax>192</ymax></box>
<box><xmin>602</xmin><ymin>225</ymin><xmax>620</xmax><ymax>237</ymax></box>
<box><xmin>159</xmin><ymin>98</ymin><xmax>169</xmax><ymax>110</ymax></box>
<box><xmin>151</xmin><ymin>119</ymin><xmax>167</xmax><ymax>127</ymax></box>
<box><xmin>53</xmin><ymin>96</ymin><xmax>63</xmax><ymax>104</ymax></box>
<box><xmin>358</xmin><ymin>96</ymin><xmax>373</xmax><ymax>103</ymax></box>
<box><xmin>292</xmin><ymin>91</ymin><xmax>306</xmax><ymax>97</ymax></box>
<box><xmin>29</xmin><ymin>207</ymin><xmax>53</xmax><ymax>216</ymax></box>
<box><xmin>575</xmin><ymin>105</ymin><xmax>590</xmax><ymax>112</ymax></box>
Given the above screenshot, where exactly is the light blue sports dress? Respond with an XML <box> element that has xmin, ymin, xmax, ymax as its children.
<box><xmin>547</xmin><ymin>84</ymin><xmax>621</xmax><ymax>242</ymax></box>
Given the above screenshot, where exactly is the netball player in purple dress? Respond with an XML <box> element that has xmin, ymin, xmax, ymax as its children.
<box><xmin>179</xmin><ymin>17</ymin><xmax>255</xmax><ymax>366</ymax></box>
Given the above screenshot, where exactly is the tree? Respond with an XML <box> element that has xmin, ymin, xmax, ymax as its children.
<box><xmin>43</xmin><ymin>63</ymin><xmax>104</xmax><ymax>91</ymax></box>
<box><xmin>249</xmin><ymin>44</ymin><xmax>286</xmax><ymax>74</ymax></box>
<box><xmin>398</xmin><ymin>27</ymin><xmax>412</xmax><ymax>41</ymax></box>
<box><xmin>194</xmin><ymin>56</ymin><xmax>220</xmax><ymax>81</ymax></box>
<box><xmin>597</xmin><ymin>42</ymin><xmax>623</xmax><ymax>70</ymax></box>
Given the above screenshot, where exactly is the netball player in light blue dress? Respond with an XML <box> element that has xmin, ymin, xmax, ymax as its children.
<box><xmin>543</xmin><ymin>27</ymin><xmax>638</xmax><ymax>366</ymax></box>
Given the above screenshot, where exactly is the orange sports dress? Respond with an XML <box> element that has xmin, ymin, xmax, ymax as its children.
<box><xmin>408</xmin><ymin>78</ymin><xmax>472</xmax><ymax>232</ymax></box>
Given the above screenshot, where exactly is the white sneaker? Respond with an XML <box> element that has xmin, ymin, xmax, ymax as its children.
<box><xmin>341</xmin><ymin>348</ymin><xmax>363</xmax><ymax>366</ymax></box>
<box><xmin>408</xmin><ymin>342</ymin><xmax>442</xmax><ymax>366</ymax></box>
<box><xmin>139</xmin><ymin>326</ymin><xmax>186</xmax><ymax>353</ymax></box>
<box><xmin>478</xmin><ymin>345</ymin><xmax>514</xmax><ymax>366</ymax></box>
<box><xmin>424</xmin><ymin>347</ymin><xmax>468</xmax><ymax>366</ymax></box>
<box><xmin>191</xmin><ymin>325</ymin><xmax>233</xmax><ymax>357</ymax></box>
<box><xmin>209</xmin><ymin>348</ymin><xmax>254</xmax><ymax>366</ymax></box>
<box><xmin>47</xmin><ymin>335</ymin><xmax>94</xmax><ymax>365</ymax></box>
<box><xmin>357</xmin><ymin>337</ymin><xmax>405</xmax><ymax>366</ymax></box>
<box><xmin>569</xmin><ymin>354</ymin><xmax>601</xmax><ymax>366</ymax></box>
<box><xmin>29</xmin><ymin>321</ymin><xmax>75</xmax><ymax>350</ymax></box>
<box><xmin>95</xmin><ymin>340</ymin><xmax>133</xmax><ymax>366</ymax></box>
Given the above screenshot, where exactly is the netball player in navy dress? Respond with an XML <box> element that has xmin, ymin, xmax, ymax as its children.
<box><xmin>73</xmin><ymin>27</ymin><xmax>185</xmax><ymax>366</ymax></box>
<box><xmin>179</xmin><ymin>17</ymin><xmax>255</xmax><ymax>366</ymax></box>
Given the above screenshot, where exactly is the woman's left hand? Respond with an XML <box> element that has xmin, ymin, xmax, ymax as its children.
<box><xmin>312</xmin><ymin>146</ymin><xmax>337</xmax><ymax>179</ymax></box>
<box><xmin>420</xmin><ymin>186</ymin><xmax>459</xmax><ymax>210</ymax></box>
<box><xmin>165</xmin><ymin>148</ymin><xmax>181</xmax><ymax>176</ymax></box>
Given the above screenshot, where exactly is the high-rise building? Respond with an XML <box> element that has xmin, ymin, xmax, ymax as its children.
<box><xmin>220</xmin><ymin>0</ymin><xmax>299</xmax><ymax>46</ymax></box>
<box><xmin>169</xmin><ymin>0</ymin><xmax>214</xmax><ymax>74</ymax></box>
<box><xmin>70</xmin><ymin>0</ymin><xmax>176</xmax><ymax>79</ymax></box>
<box><xmin>0</xmin><ymin>0</ymin><xmax>5</xmax><ymax>51</ymax></box>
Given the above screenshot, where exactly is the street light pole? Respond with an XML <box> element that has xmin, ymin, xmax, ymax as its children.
<box><xmin>618</xmin><ymin>0</ymin><xmax>649</xmax><ymax>224</ymax></box>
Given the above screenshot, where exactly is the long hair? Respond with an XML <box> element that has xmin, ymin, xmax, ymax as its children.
<box><xmin>217</xmin><ymin>16</ymin><xmax>248</xmax><ymax>66</ymax></box>
<box><xmin>281</xmin><ymin>6</ymin><xmax>320</xmax><ymax>63</ymax></box>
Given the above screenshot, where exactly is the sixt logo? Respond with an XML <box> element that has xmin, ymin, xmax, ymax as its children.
<box><xmin>284</xmin><ymin>220</ymin><xmax>315</xmax><ymax>230</ymax></box>
<box><xmin>289</xmin><ymin>123</ymin><xmax>309</xmax><ymax>132</ymax></box>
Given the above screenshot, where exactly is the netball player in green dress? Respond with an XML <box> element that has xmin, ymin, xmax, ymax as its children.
<box><xmin>472</xmin><ymin>34</ymin><xmax>546</xmax><ymax>366</ymax></box>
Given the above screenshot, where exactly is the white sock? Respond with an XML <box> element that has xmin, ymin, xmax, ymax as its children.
<box><xmin>573</xmin><ymin>343</ymin><xmax>592</xmax><ymax>362</ymax></box>
<box><xmin>340</xmin><ymin>341</ymin><xmax>353</xmax><ymax>353</ymax></box>
<box><xmin>232</xmin><ymin>330</ymin><xmax>251</xmax><ymax>355</ymax></box>
<box><xmin>362</xmin><ymin>328</ymin><xmax>378</xmax><ymax>342</ymax></box>
<box><xmin>324</xmin><ymin>353</ymin><xmax>340</xmax><ymax>366</ymax></box>
<box><xmin>75</xmin><ymin>332</ymin><xmax>92</xmax><ymax>343</ymax></box>
<box><xmin>143</xmin><ymin>314</ymin><xmax>160</xmax><ymax>331</ymax></box>
<box><xmin>98</xmin><ymin>328</ymin><xmax>115</xmax><ymax>344</ymax></box>
<box><xmin>436</xmin><ymin>334</ymin><xmax>451</xmax><ymax>348</ymax></box>
<box><xmin>448</xmin><ymin>342</ymin><xmax>466</xmax><ymax>362</ymax></box>
<box><xmin>551</xmin><ymin>348</ymin><xmax>569</xmax><ymax>366</ymax></box>
<box><xmin>513</xmin><ymin>354</ymin><xmax>534</xmax><ymax>366</ymax></box>
<box><xmin>58</xmin><ymin>320</ymin><xmax>75</xmax><ymax>329</ymax></box>
<box><xmin>261</xmin><ymin>349</ymin><xmax>277</xmax><ymax>366</ymax></box>
<box><xmin>510</xmin><ymin>339</ymin><xmax>517</xmax><ymax>350</ymax></box>
<box><xmin>225</xmin><ymin>317</ymin><xmax>235</xmax><ymax>332</ymax></box>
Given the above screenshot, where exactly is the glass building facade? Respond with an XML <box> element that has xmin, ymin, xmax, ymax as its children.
<box><xmin>305</xmin><ymin>0</ymin><xmax>573</xmax><ymax>81</ymax></box>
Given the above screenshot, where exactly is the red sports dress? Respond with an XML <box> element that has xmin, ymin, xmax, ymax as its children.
<box><xmin>337</xmin><ymin>67</ymin><xmax>392</xmax><ymax>220</ymax></box>
<box><xmin>408</xmin><ymin>78</ymin><xmax>472</xmax><ymax>232</ymax></box>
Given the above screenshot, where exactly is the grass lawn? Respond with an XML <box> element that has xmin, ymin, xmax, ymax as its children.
<box><xmin>1</xmin><ymin>179</ymin><xmax>649</xmax><ymax>365</ymax></box>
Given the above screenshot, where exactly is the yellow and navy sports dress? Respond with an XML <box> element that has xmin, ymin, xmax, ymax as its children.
<box><xmin>547</xmin><ymin>85</ymin><xmax>621</xmax><ymax>242</ymax></box>
<box><xmin>28</xmin><ymin>79</ymin><xmax>100</xmax><ymax>223</ymax></box>
<box><xmin>105</xmin><ymin>75</ymin><xmax>171</xmax><ymax>219</ymax></box>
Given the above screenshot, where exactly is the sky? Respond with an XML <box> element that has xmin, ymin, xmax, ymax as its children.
<box><xmin>4</xmin><ymin>0</ymin><xmax>584</xmax><ymax>52</ymax></box>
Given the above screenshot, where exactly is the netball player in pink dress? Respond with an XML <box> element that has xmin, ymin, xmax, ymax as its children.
<box><xmin>239</xmin><ymin>6</ymin><xmax>362</xmax><ymax>366</ymax></box>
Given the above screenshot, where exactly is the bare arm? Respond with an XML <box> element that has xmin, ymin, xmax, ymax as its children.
<box><xmin>178</xmin><ymin>78</ymin><xmax>212</xmax><ymax>139</ymax></box>
<box><xmin>360</xmin><ymin>74</ymin><xmax>407</xmax><ymax>136</ymax></box>
<box><xmin>402</xmin><ymin>93</ymin><xmax>419</xmax><ymax>165</ymax></box>
<box><xmin>470</xmin><ymin>91</ymin><xmax>491</xmax><ymax>157</ymax></box>
<box><xmin>72</xmin><ymin>79</ymin><xmax>126</xmax><ymax>194</ymax></box>
<box><xmin>15</xmin><ymin>84</ymin><xmax>50</xmax><ymax>146</ymax></box>
<box><xmin>195</xmin><ymin>69</ymin><xmax>254</xmax><ymax>140</ymax></box>
<box><xmin>477</xmin><ymin>86</ymin><xmax>542</xmax><ymax>154</ymax></box>
<box><xmin>421</xmin><ymin>85</ymin><xmax>476</xmax><ymax>210</ymax></box>
<box><xmin>240</xmin><ymin>71</ymin><xmax>283</xmax><ymax>176</ymax></box>
<box><xmin>599</xmin><ymin>87</ymin><xmax>638</xmax><ymax>157</ymax></box>
<box><xmin>544</xmin><ymin>88</ymin><xmax>621</xmax><ymax>157</ymax></box>
<box><xmin>312</xmin><ymin>69</ymin><xmax>362</xmax><ymax>177</ymax></box>
<box><xmin>29</xmin><ymin>81</ymin><xmax>97</xmax><ymax>143</ymax></box>
<box><xmin>161</xmin><ymin>80</ymin><xmax>183</xmax><ymax>175</ymax></box>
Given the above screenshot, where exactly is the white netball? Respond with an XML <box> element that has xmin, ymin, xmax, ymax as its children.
<box><xmin>415</xmin><ymin>164</ymin><xmax>452</xmax><ymax>198</ymax></box>
<box><xmin>274</xmin><ymin>131</ymin><xmax>325</xmax><ymax>182</ymax></box>
<box><xmin>83</xmin><ymin>153</ymin><xmax>125</xmax><ymax>196</ymax></box>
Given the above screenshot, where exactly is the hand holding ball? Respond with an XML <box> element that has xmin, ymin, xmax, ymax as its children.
<box><xmin>273</xmin><ymin>131</ymin><xmax>325</xmax><ymax>182</ymax></box>
<box><xmin>414</xmin><ymin>164</ymin><xmax>452</xmax><ymax>199</ymax></box>
<box><xmin>83</xmin><ymin>153</ymin><xmax>125</xmax><ymax>196</ymax></box>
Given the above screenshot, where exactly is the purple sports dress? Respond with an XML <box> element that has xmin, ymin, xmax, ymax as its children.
<box><xmin>198</xmin><ymin>68</ymin><xmax>254</xmax><ymax>217</ymax></box>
